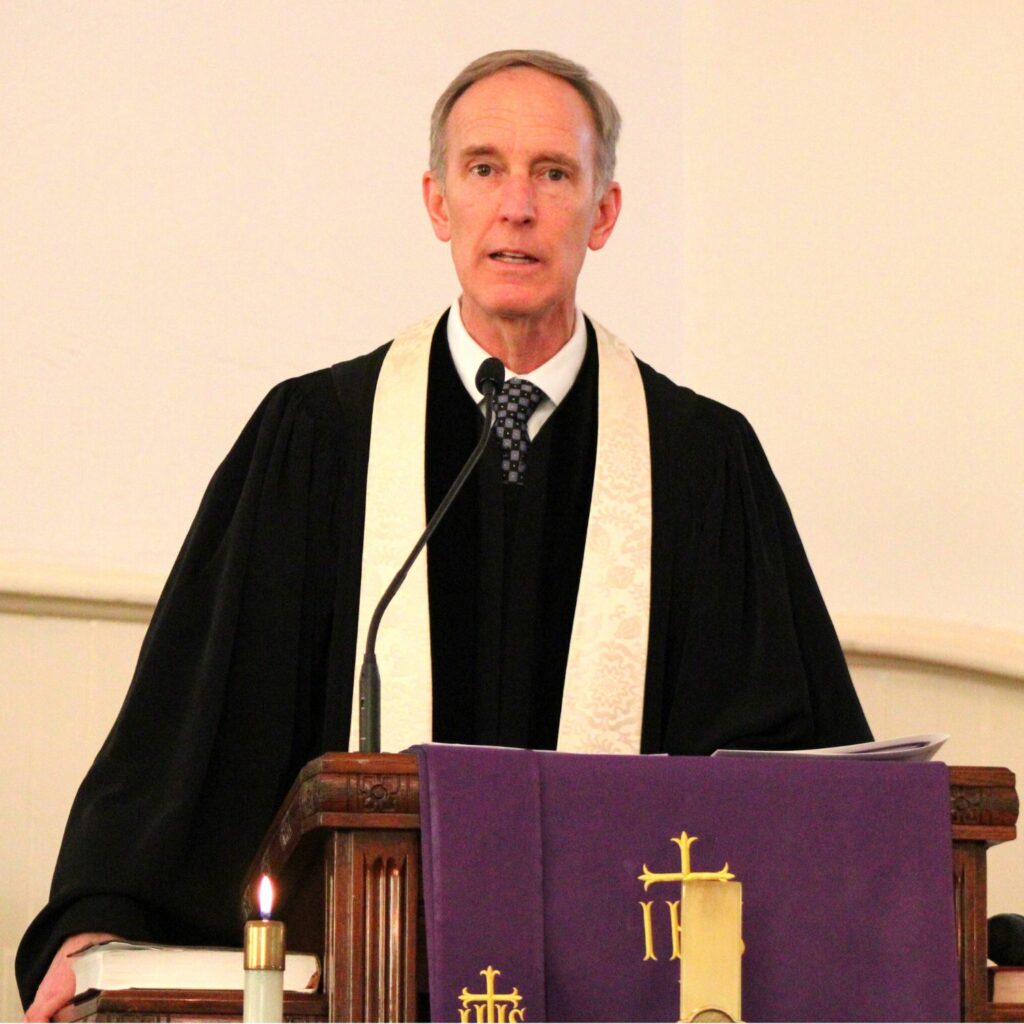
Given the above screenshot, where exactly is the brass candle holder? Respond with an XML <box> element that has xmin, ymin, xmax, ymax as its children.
<box><xmin>243</xmin><ymin>875</ymin><xmax>285</xmax><ymax>1023</ymax></box>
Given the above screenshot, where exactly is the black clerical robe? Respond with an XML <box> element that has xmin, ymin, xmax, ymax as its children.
<box><xmin>16</xmin><ymin>312</ymin><xmax>871</xmax><ymax>1005</ymax></box>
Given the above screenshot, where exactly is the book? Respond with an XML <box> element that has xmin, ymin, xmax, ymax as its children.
<box><xmin>70</xmin><ymin>940</ymin><xmax>320</xmax><ymax>995</ymax></box>
<box><xmin>711</xmin><ymin>733</ymin><xmax>949</xmax><ymax>763</ymax></box>
<box><xmin>991</xmin><ymin>966</ymin><xmax>1024</xmax><ymax>1004</ymax></box>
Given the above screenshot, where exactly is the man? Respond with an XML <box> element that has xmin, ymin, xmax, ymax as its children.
<box><xmin>19</xmin><ymin>50</ymin><xmax>871</xmax><ymax>1019</ymax></box>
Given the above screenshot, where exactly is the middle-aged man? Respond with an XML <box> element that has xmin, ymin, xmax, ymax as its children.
<box><xmin>18</xmin><ymin>50</ymin><xmax>872</xmax><ymax>1019</ymax></box>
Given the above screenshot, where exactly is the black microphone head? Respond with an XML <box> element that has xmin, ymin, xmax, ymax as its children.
<box><xmin>475</xmin><ymin>357</ymin><xmax>505</xmax><ymax>397</ymax></box>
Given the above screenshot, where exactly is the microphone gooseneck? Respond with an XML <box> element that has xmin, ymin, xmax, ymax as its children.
<box><xmin>358</xmin><ymin>357</ymin><xmax>506</xmax><ymax>753</ymax></box>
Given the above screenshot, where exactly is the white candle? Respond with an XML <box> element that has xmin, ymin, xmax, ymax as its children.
<box><xmin>243</xmin><ymin>875</ymin><xmax>285</xmax><ymax>1023</ymax></box>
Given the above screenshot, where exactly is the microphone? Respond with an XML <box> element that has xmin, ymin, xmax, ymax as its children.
<box><xmin>475</xmin><ymin>356</ymin><xmax>505</xmax><ymax>398</ymax></box>
<box><xmin>358</xmin><ymin>356</ymin><xmax>505</xmax><ymax>753</ymax></box>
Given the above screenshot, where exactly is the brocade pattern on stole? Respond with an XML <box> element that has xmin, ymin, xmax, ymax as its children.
<box><xmin>349</xmin><ymin>313</ymin><xmax>651</xmax><ymax>754</ymax></box>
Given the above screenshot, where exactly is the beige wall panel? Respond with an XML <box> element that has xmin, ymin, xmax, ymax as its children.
<box><xmin>852</xmin><ymin>660</ymin><xmax>1024</xmax><ymax>918</ymax></box>
<box><xmin>0</xmin><ymin>613</ymin><xmax>144</xmax><ymax>1020</ymax></box>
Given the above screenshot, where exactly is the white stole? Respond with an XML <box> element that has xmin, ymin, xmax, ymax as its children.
<box><xmin>349</xmin><ymin>312</ymin><xmax>652</xmax><ymax>754</ymax></box>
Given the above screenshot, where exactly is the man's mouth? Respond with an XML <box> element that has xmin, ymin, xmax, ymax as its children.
<box><xmin>489</xmin><ymin>250</ymin><xmax>539</xmax><ymax>264</ymax></box>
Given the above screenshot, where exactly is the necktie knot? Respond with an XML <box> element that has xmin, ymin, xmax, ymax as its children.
<box><xmin>494</xmin><ymin>378</ymin><xmax>546</xmax><ymax>484</ymax></box>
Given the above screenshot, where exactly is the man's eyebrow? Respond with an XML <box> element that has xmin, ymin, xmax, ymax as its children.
<box><xmin>532</xmin><ymin>151</ymin><xmax>581</xmax><ymax>171</ymax></box>
<box><xmin>458</xmin><ymin>144</ymin><xmax>501</xmax><ymax>161</ymax></box>
<box><xmin>455</xmin><ymin>145</ymin><xmax>582</xmax><ymax>172</ymax></box>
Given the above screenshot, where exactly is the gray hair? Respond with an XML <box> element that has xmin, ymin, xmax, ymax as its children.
<box><xmin>429</xmin><ymin>49</ymin><xmax>622</xmax><ymax>189</ymax></box>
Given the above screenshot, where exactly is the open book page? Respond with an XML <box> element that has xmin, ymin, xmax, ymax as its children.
<box><xmin>711</xmin><ymin>733</ymin><xmax>949</xmax><ymax>762</ymax></box>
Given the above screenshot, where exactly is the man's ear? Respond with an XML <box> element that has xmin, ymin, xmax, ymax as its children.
<box><xmin>423</xmin><ymin>171</ymin><xmax>451</xmax><ymax>242</ymax></box>
<box><xmin>588</xmin><ymin>181</ymin><xmax>622</xmax><ymax>252</ymax></box>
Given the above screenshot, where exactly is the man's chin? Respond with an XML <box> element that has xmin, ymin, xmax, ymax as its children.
<box><xmin>464</xmin><ymin>290</ymin><xmax>562</xmax><ymax>325</ymax></box>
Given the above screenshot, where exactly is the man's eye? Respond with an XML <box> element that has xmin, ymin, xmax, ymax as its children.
<box><xmin>544</xmin><ymin>168</ymin><xmax>567</xmax><ymax>181</ymax></box>
<box><xmin>470</xmin><ymin>164</ymin><xmax>493</xmax><ymax>177</ymax></box>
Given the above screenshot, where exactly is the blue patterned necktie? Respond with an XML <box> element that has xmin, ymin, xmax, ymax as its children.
<box><xmin>493</xmin><ymin>378</ymin><xmax>546</xmax><ymax>485</ymax></box>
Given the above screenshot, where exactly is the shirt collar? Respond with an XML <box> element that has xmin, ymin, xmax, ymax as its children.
<box><xmin>446</xmin><ymin>297</ymin><xmax>587</xmax><ymax>406</ymax></box>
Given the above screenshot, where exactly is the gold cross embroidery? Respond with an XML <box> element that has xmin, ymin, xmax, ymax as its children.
<box><xmin>638</xmin><ymin>832</ymin><xmax>735</xmax><ymax>890</ymax></box>
<box><xmin>638</xmin><ymin>833</ymin><xmax>736</xmax><ymax>961</ymax></box>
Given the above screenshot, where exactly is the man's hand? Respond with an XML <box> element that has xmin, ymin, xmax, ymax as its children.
<box><xmin>24</xmin><ymin>932</ymin><xmax>119</xmax><ymax>1023</ymax></box>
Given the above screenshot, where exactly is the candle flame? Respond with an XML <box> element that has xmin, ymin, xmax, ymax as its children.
<box><xmin>258</xmin><ymin>874</ymin><xmax>274</xmax><ymax>919</ymax></box>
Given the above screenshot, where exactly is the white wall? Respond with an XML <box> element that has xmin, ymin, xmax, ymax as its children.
<box><xmin>3</xmin><ymin>1</ymin><xmax>1021</xmax><ymax>630</ymax></box>
<box><xmin>2</xmin><ymin>1</ymin><xmax>1021</xmax><ymax>1016</ymax></box>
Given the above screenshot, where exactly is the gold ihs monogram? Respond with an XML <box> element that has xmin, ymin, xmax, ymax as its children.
<box><xmin>639</xmin><ymin>898</ymin><xmax>683</xmax><ymax>961</ymax></box>
<box><xmin>458</xmin><ymin>966</ymin><xmax>526</xmax><ymax>1023</ymax></box>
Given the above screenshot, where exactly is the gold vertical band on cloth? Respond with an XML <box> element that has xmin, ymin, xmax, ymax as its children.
<box><xmin>350</xmin><ymin>312</ymin><xmax>652</xmax><ymax>755</ymax></box>
<box><xmin>349</xmin><ymin>315</ymin><xmax>436</xmax><ymax>753</ymax></box>
<box><xmin>556</xmin><ymin>321</ymin><xmax>651</xmax><ymax>754</ymax></box>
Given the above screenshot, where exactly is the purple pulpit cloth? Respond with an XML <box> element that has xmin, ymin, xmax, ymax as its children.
<box><xmin>417</xmin><ymin>746</ymin><xmax>958</xmax><ymax>1023</ymax></box>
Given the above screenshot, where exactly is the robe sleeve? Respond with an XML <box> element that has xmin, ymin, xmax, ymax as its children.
<box><xmin>16</xmin><ymin>371</ymin><xmax>345</xmax><ymax>1007</ymax></box>
<box><xmin>656</xmin><ymin>400</ymin><xmax>873</xmax><ymax>754</ymax></box>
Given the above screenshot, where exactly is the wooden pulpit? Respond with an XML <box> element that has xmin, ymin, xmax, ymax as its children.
<box><xmin>59</xmin><ymin>755</ymin><xmax>1020</xmax><ymax>1023</ymax></box>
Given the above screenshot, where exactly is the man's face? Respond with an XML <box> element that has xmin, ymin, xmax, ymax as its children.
<box><xmin>423</xmin><ymin>67</ymin><xmax>620</xmax><ymax>338</ymax></box>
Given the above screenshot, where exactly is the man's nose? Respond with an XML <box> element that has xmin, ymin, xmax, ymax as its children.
<box><xmin>498</xmin><ymin>174</ymin><xmax>536</xmax><ymax>224</ymax></box>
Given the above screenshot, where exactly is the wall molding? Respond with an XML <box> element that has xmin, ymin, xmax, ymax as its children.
<box><xmin>0</xmin><ymin>562</ymin><xmax>161</xmax><ymax>623</ymax></box>
<box><xmin>836</xmin><ymin>614</ymin><xmax>1024</xmax><ymax>685</ymax></box>
<box><xmin>2</xmin><ymin>563</ymin><xmax>1022</xmax><ymax>682</ymax></box>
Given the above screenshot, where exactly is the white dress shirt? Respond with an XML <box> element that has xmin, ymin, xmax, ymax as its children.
<box><xmin>446</xmin><ymin>299</ymin><xmax>587</xmax><ymax>439</ymax></box>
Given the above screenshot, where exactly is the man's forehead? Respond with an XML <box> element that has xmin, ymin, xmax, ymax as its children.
<box><xmin>446</xmin><ymin>68</ymin><xmax>597</xmax><ymax>153</ymax></box>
